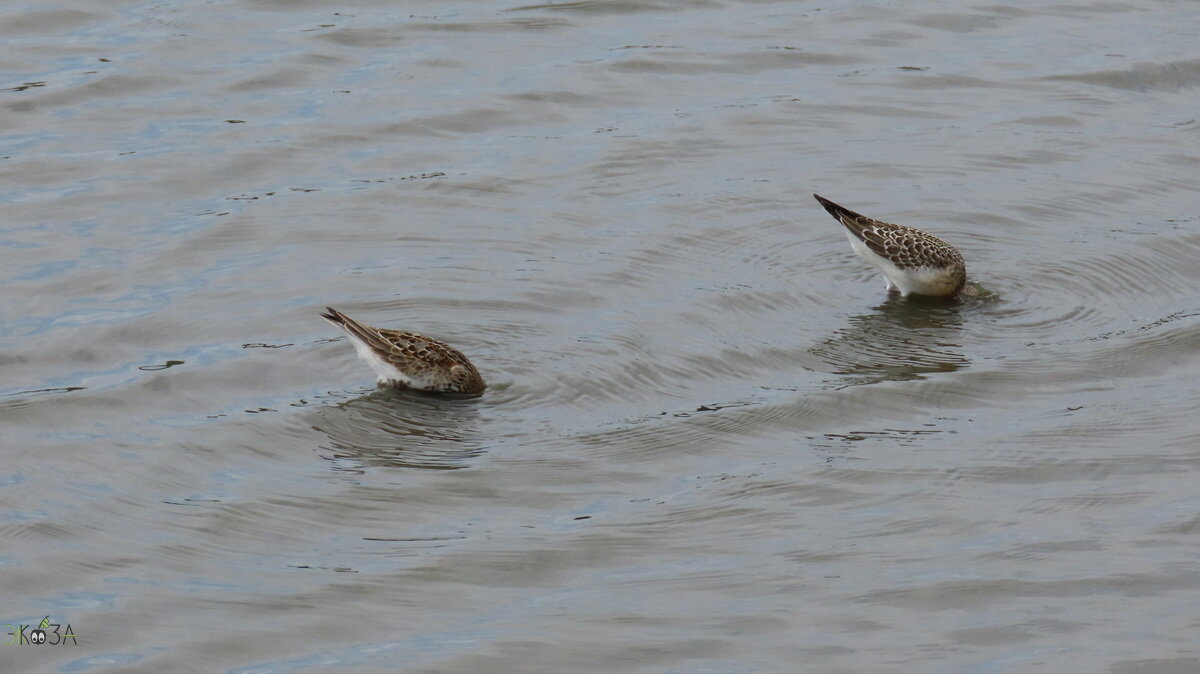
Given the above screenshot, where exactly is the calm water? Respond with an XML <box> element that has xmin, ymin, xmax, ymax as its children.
<box><xmin>4</xmin><ymin>0</ymin><xmax>1200</xmax><ymax>672</ymax></box>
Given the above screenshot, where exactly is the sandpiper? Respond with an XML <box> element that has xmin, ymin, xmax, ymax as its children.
<box><xmin>320</xmin><ymin>307</ymin><xmax>486</xmax><ymax>395</ymax></box>
<box><xmin>814</xmin><ymin>194</ymin><xmax>967</xmax><ymax>298</ymax></box>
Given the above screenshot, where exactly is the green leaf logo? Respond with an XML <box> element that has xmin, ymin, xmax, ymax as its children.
<box><xmin>39</xmin><ymin>617</ymin><xmax>50</xmax><ymax>630</ymax></box>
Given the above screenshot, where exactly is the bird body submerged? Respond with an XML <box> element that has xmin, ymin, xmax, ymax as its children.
<box><xmin>813</xmin><ymin>194</ymin><xmax>967</xmax><ymax>298</ymax></box>
<box><xmin>320</xmin><ymin>307</ymin><xmax>486</xmax><ymax>395</ymax></box>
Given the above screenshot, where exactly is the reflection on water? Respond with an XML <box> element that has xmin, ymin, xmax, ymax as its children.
<box><xmin>309</xmin><ymin>388</ymin><xmax>486</xmax><ymax>472</ymax></box>
<box><xmin>810</xmin><ymin>294</ymin><xmax>970</xmax><ymax>385</ymax></box>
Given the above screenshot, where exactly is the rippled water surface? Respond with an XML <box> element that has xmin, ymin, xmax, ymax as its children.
<box><xmin>4</xmin><ymin>0</ymin><xmax>1200</xmax><ymax>671</ymax></box>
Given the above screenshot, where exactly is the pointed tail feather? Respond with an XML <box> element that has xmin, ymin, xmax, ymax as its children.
<box><xmin>320</xmin><ymin>307</ymin><xmax>382</xmax><ymax>347</ymax></box>
<box><xmin>813</xmin><ymin>194</ymin><xmax>869</xmax><ymax>225</ymax></box>
<box><xmin>320</xmin><ymin>306</ymin><xmax>344</xmax><ymax>325</ymax></box>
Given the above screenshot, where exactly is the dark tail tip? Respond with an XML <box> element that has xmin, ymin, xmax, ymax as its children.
<box><xmin>812</xmin><ymin>193</ymin><xmax>863</xmax><ymax>223</ymax></box>
<box><xmin>812</xmin><ymin>193</ymin><xmax>840</xmax><ymax>217</ymax></box>
<box><xmin>320</xmin><ymin>306</ymin><xmax>343</xmax><ymax>323</ymax></box>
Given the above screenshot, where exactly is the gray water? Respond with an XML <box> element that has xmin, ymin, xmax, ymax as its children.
<box><xmin>4</xmin><ymin>1</ymin><xmax>1200</xmax><ymax>672</ymax></box>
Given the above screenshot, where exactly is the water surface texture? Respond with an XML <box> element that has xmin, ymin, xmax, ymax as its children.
<box><xmin>4</xmin><ymin>0</ymin><xmax>1200</xmax><ymax>671</ymax></box>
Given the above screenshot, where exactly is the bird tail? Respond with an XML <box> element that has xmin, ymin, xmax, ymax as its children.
<box><xmin>813</xmin><ymin>194</ymin><xmax>869</xmax><ymax>224</ymax></box>
<box><xmin>320</xmin><ymin>307</ymin><xmax>380</xmax><ymax>347</ymax></box>
<box><xmin>320</xmin><ymin>306</ymin><xmax>345</xmax><ymax>326</ymax></box>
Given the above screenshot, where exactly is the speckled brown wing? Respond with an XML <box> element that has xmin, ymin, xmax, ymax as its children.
<box><xmin>856</xmin><ymin>222</ymin><xmax>964</xmax><ymax>270</ymax></box>
<box><xmin>372</xmin><ymin>327</ymin><xmax>486</xmax><ymax>394</ymax></box>
<box><xmin>813</xmin><ymin>194</ymin><xmax>964</xmax><ymax>270</ymax></box>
